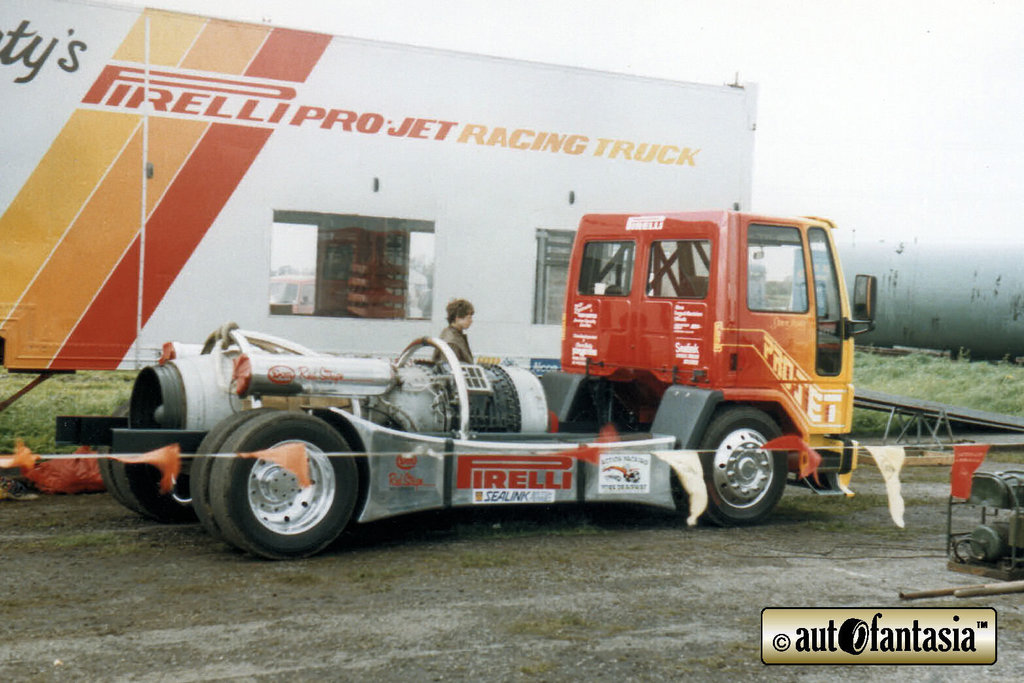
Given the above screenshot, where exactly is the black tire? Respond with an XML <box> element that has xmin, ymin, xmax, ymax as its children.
<box><xmin>98</xmin><ymin>457</ymin><xmax>144</xmax><ymax>514</ymax></box>
<box><xmin>698</xmin><ymin>406</ymin><xmax>785</xmax><ymax>526</ymax></box>
<box><xmin>97</xmin><ymin>401</ymin><xmax>195</xmax><ymax>523</ymax></box>
<box><xmin>96</xmin><ymin>402</ymin><xmax>140</xmax><ymax>513</ymax></box>
<box><xmin>105</xmin><ymin>458</ymin><xmax>197</xmax><ymax>523</ymax></box>
<box><xmin>206</xmin><ymin>411</ymin><xmax>358</xmax><ymax>559</ymax></box>
<box><xmin>192</xmin><ymin>408</ymin><xmax>278</xmax><ymax>544</ymax></box>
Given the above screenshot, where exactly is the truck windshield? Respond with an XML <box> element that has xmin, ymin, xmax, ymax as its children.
<box><xmin>578</xmin><ymin>241</ymin><xmax>634</xmax><ymax>296</ymax></box>
<box><xmin>746</xmin><ymin>225</ymin><xmax>808</xmax><ymax>313</ymax></box>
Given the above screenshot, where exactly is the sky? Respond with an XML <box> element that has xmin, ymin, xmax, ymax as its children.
<box><xmin>113</xmin><ymin>0</ymin><xmax>1024</xmax><ymax>246</ymax></box>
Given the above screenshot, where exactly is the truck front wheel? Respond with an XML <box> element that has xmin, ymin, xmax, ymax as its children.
<box><xmin>205</xmin><ymin>411</ymin><xmax>358</xmax><ymax>559</ymax></box>
<box><xmin>698</xmin><ymin>407</ymin><xmax>785</xmax><ymax>526</ymax></box>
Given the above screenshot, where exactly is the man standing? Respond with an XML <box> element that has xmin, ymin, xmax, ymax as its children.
<box><xmin>434</xmin><ymin>298</ymin><xmax>474</xmax><ymax>363</ymax></box>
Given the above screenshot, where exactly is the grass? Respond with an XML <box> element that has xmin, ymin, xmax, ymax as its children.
<box><xmin>851</xmin><ymin>350</ymin><xmax>1024</xmax><ymax>433</ymax></box>
<box><xmin>0</xmin><ymin>369</ymin><xmax>134</xmax><ymax>453</ymax></box>
<box><xmin>4</xmin><ymin>349</ymin><xmax>1024</xmax><ymax>454</ymax></box>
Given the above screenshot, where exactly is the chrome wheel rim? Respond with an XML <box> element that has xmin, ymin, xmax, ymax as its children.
<box><xmin>710</xmin><ymin>428</ymin><xmax>772</xmax><ymax>508</ymax></box>
<box><xmin>247</xmin><ymin>440</ymin><xmax>335</xmax><ymax>535</ymax></box>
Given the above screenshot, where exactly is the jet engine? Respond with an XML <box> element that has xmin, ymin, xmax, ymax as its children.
<box><xmin>128</xmin><ymin>324</ymin><xmax>549</xmax><ymax>437</ymax></box>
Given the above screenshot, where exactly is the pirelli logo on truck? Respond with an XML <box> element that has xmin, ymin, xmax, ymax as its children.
<box><xmin>79</xmin><ymin>61</ymin><xmax>701</xmax><ymax>165</ymax></box>
<box><xmin>81</xmin><ymin>63</ymin><xmax>448</xmax><ymax>135</ymax></box>
<box><xmin>82</xmin><ymin>65</ymin><xmax>300</xmax><ymax>124</ymax></box>
<box><xmin>457</xmin><ymin>454</ymin><xmax>575</xmax><ymax>504</ymax></box>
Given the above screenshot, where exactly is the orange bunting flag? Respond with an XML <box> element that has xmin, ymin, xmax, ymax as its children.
<box><xmin>239</xmin><ymin>443</ymin><xmax>311</xmax><ymax>488</ymax></box>
<box><xmin>951</xmin><ymin>444</ymin><xmax>989</xmax><ymax>500</ymax></box>
<box><xmin>113</xmin><ymin>444</ymin><xmax>181</xmax><ymax>494</ymax></box>
<box><xmin>555</xmin><ymin>423</ymin><xmax>619</xmax><ymax>467</ymax></box>
<box><xmin>762</xmin><ymin>434</ymin><xmax>822</xmax><ymax>481</ymax></box>
<box><xmin>0</xmin><ymin>440</ymin><xmax>40</xmax><ymax>472</ymax></box>
<box><xmin>569</xmin><ymin>445</ymin><xmax>602</xmax><ymax>467</ymax></box>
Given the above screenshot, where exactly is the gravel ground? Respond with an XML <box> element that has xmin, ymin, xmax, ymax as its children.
<box><xmin>1</xmin><ymin>460</ymin><xmax>1022</xmax><ymax>681</ymax></box>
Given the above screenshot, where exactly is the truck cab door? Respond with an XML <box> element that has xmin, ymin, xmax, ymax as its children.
<box><xmin>635</xmin><ymin>235</ymin><xmax>715</xmax><ymax>383</ymax></box>
<box><xmin>567</xmin><ymin>239</ymin><xmax>636</xmax><ymax>373</ymax></box>
<box><xmin>740</xmin><ymin>223</ymin><xmax>851</xmax><ymax>434</ymax></box>
<box><xmin>807</xmin><ymin>227</ymin><xmax>847</xmax><ymax>378</ymax></box>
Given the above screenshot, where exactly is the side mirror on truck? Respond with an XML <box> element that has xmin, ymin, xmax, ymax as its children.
<box><xmin>846</xmin><ymin>273</ymin><xmax>877</xmax><ymax>336</ymax></box>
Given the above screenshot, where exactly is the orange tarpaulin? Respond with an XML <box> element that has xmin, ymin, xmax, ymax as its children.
<box><xmin>23</xmin><ymin>445</ymin><xmax>105</xmax><ymax>494</ymax></box>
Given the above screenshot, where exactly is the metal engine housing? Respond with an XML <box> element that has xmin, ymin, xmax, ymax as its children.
<box><xmin>127</xmin><ymin>328</ymin><xmax>549</xmax><ymax>436</ymax></box>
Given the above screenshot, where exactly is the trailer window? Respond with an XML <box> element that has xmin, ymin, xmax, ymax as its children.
<box><xmin>578</xmin><ymin>241</ymin><xmax>634</xmax><ymax>296</ymax></box>
<box><xmin>746</xmin><ymin>225</ymin><xmax>808</xmax><ymax>313</ymax></box>
<box><xmin>270</xmin><ymin>211</ymin><xmax>434</xmax><ymax>320</ymax></box>
<box><xmin>647</xmin><ymin>240</ymin><xmax>711</xmax><ymax>299</ymax></box>
<box><xmin>534</xmin><ymin>229</ymin><xmax>575</xmax><ymax>324</ymax></box>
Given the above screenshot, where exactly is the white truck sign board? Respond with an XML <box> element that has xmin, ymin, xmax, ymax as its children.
<box><xmin>0</xmin><ymin>0</ymin><xmax>756</xmax><ymax>370</ymax></box>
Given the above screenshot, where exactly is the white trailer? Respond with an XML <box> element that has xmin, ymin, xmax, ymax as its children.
<box><xmin>0</xmin><ymin>0</ymin><xmax>756</xmax><ymax>372</ymax></box>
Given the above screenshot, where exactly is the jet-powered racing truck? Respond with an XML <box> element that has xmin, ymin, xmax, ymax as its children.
<box><xmin>61</xmin><ymin>211</ymin><xmax>877</xmax><ymax>559</ymax></box>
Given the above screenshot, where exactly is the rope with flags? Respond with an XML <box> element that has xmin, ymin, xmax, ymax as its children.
<box><xmin>0</xmin><ymin>436</ymin><xmax>1003</xmax><ymax>531</ymax></box>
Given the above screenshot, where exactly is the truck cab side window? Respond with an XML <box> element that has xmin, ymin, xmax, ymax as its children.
<box><xmin>808</xmin><ymin>228</ymin><xmax>844</xmax><ymax>376</ymax></box>
<box><xmin>746</xmin><ymin>225</ymin><xmax>808</xmax><ymax>313</ymax></box>
<box><xmin>578</xmin><ymin>241</ymin><xmax>634</xmax><ymax>296</ymax></box>
<box><xmin>647</xmin><ymin>239</ymin><xmax>711</xmax><ymax>298</ymax></box>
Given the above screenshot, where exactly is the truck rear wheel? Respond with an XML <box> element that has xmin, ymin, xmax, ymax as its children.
<box><xmin>206</xmin><ymin>411</ymin><xmax>358</xmax><ymax>559</ymax></box>
<box><xmin>698</xmin><ymin>407</ymin><xmax>785</xmax><ymax>526</ymax></box>
<box><xmin>98</xmin><ymin>457</ymin><xmax>142</xmax><ymax>515</ymax></box>
<box><xmin>103</xmin><ymin>460</ymin><xmax>196</xmax><ymax>523</ymax></box>
<box><xmin>96</xmin><ymin>402</ymin><xmax>150</xmax><ymax>516</ymax></box>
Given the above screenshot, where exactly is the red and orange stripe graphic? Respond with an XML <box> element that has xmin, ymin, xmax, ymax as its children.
<box><xmin>0</xmin><ymin>10</ymin><xmax>330</xmax><ymax>371</ymax></box>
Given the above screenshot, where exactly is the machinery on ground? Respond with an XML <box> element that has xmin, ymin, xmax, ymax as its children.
<box><xmin>949</xmin><ymin>470</ymin><xmax>1024</xmax><ymax>580</ymax></box>
<box><xmin>61</xmin><ymin>211</ymin><xmax>877</xmax><ymax>558</ymax></box>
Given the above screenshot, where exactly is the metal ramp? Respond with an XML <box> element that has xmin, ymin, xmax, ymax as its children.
<box><xmin>854</xmin><ymin>388</ymin><xmax>1024</xmax><ymax>446</ymax></box>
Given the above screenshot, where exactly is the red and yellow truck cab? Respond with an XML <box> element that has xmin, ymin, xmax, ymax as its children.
<box><xmin>553</xmin><ymin>210</ymin><xmax>875</xmax><ymax>473</ymax></box>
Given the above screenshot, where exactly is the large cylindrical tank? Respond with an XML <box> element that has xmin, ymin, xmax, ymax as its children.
<box><xmin>839</xmin><ymin>241</ymin><xmax>1024</xmax><ymax>359</ymax></box>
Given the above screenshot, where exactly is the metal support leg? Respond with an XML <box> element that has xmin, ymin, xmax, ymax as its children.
<box><xmin>0</xmin><ymin>372</ymin><xmax>56</xmax><ymax>414</ymax></box>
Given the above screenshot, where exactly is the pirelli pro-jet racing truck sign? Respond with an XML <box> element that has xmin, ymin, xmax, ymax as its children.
<box><xmin>0</xmin><ymin>0</ymin><xmax>756</xmax><ymax>373</ymax></box>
